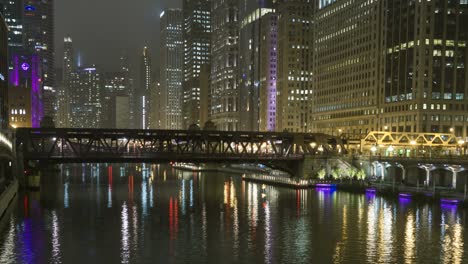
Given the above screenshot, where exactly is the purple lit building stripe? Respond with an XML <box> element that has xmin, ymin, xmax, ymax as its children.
<box><xmin>11</xmin><ymin>55</ymin><xmax>19</xmax><ymax>86</ymax></box>
<box><xmin>266</xmin><ymin>14</ymin><xmax>277</xmax><ymax>131</ymax></box>
<box><xmin>31</xmin><ymin>55</ymin><xmax>43</xmax><ymax>127</ymax></box>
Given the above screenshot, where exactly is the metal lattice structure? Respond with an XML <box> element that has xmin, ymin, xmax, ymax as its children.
<box><xmin>362</xmin><ymin>131</ymin><xmax>462</xmax><ymax>147</ymax></box>
<box><xmin>16</xmin><ymin>128</ymin><xmax>346</xmax><ymax>163</ymax></box>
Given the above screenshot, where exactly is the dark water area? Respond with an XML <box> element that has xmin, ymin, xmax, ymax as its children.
<box><xmin>0</xmin><ymin>164</ymin><xmax>467</xmax><ymax>263</ymax></box>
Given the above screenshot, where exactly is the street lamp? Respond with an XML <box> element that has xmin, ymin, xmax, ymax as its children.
<box><xmin>450</xmin><ymin>127</ymin><xmax>455</xmax><ymax>133</ymax></box>
<box><xmin>384</xmin><ymin>126</ymin><xmax>388</xmax><ymax>131</ymax></box>
<box><xmin>387</xmin><ymin>145</ymin><xmax>394</xmax><ymax>156</ymax></box>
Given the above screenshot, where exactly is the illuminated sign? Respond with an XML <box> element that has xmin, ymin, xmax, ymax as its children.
<box><xmin>21</xmin><ymin>63</ymin><xmax>30</xmax><ymax>71</ymax></box>
<box><xmin>25</xmin><ymin>5</ymin><xmax>36</xmax><ymax>11</ymax></box>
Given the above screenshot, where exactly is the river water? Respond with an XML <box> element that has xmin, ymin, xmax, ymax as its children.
<box><xmin>0</xmin><ymin>164</ymin><xmax>467</xmax><ymax>263</ymax></box>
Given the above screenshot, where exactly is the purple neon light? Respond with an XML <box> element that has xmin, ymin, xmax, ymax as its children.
<box><xmin>266</xmin><ymin>20</ymin><xmax>277</xmax><ymax>131</ymax></box>
<box><xmin>21</xmin><ymin>62</ymin><xmax>30</xmax><ymax>71</ymax></box>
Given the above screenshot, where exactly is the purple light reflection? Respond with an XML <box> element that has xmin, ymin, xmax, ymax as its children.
<box><xmin>440</xmin><ymin>204</ymin><xmax>458</xmax><ymax>211</ymax></box>
<box><xmin>399</xmin><ymin>193</ymin><xmax>412</xmax><ymax>198</ymax></box>
<box><xmin>440</xmin><ymin>199</ymin><xmax>460</xmax><ymax>205</ymax></box>
<box><xmin>399</xmin><ymin>197</ymin><xmax>411</xmax><ymax>204</ymax></box>
<box><xmin>315</xmin><ymin>184</ymin><xmax>336</xmax><ymax>188</ymax></box>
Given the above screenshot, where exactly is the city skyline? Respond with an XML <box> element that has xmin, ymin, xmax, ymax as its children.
<box><xmin>55</xmin><ymin>0</ymin><xmax>181</xmax><ymax>72</ymax></box>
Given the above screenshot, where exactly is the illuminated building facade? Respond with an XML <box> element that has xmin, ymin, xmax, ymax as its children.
<box><xmin>57</xmin><ymin>36</ymin><xmax>74</xmax><ymax>128</ymax></box>
<box><xmin>10</xmin><ymin>54</ymin><xmax>43</xmax><ymax>128</ymax></box>
<box><xmin>69</xmin><ymin>67</ymin><xmax>101</xmax><ymax>128</ymax></box>
<box><xmin>135</xmin><ymin>47</ymin><xmax>151</xmax><ymax>129</ymax></box>
<box><xmin>382</xmin><ymin>0</ymin><xmax>468</xmax><ymax>139</ymax></box>
<box><xmin>0</xmin><ymin>12</ymin><xmax>7</xmax><ymax>128</ymax></box>
<box><xmin>159</xmin><ymin>9</ymin><xmax>183</xmax><ymax>130</ymax></box>
<box><xmin>312</xmin><ymin>0</ymin><xmax>383</xmax><ymax>136</ymax></box>
<box><xmin>210</xmin><ymin>0</ymin><xmax>239</xmax><ymax>131</ymax></box>
<box><xmin>276</xmin><ymin>0</ymin><xmax>314</xmax><ymax>132</ymax></box>
<box><xmin>238</xmin><ymin>0</ymin><xmax>275</xmax><ymax>131</ymax></box>
<box><xmin>0</xmin><ymin>0</ymin><xmax>24</xmax><ymax>65</ymax></box>
<box><xmin>259</xmin><ymin>12</ymin><xmax>277</xmax><ymax>132</ymax></box>
<box><xmin>23</xmin><ymin>0</ymin><xmax>55</xmax><ymax>120</ymax></box>
<box><xmin>182</xmin><ymin>0</ymin><xmax>211</xmax><ymax>128</ymax></box>
<box><xmin>8</xmin><ymin>85</ymin><xmax>31</xmax><ymax>128</ymax></box>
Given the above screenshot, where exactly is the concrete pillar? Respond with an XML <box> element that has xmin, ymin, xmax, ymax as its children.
<box><xmin>372</xmin><ymin>163</ymin><xmax>377</xmax><ymax>177</ymax></box>
<box><xmin>452</xmin><ymin>171</ymin><xmax>458</xmax><ymax>189</ymax></box>
<box><xmin>381</xmin><ymin>165</ymin><xmax>385</xmax><ymax>181</ymax></box>
<box><xmin>425</xmin><ymin>169</ymin><xmax>431</xmax><ymax>187</ymax></box>
<box><xmin>448</xmin><ymin>166</ymin><xmax>465</xmax><ymax>189</ymax></box>
<box><xmin>399</xmin><ymin>165</ymin><xmax>406</xmax><ymax>181</ymax></box>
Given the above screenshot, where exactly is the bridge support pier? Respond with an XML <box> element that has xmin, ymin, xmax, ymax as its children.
<box><xmin>419</xmin><ymin>164</ymin><xmax>436</xmax><ymax>187</ymax></box>
<box><xmin>447</xmin><ymin>165</ymin><xmax>465</xmax><ymax>189</ymax></box>
<box><xmin>396</xmin><ymin>164</ymin><xmax>406</xmax><ymax>181</ymax></box>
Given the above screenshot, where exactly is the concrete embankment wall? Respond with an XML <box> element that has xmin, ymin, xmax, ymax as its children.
<box><xmin>0</xmin><ymin>179</ymin><xmax>18</xmax><ymax>220</ymax></box>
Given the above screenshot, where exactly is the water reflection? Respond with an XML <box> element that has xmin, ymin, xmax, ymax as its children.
<box><xmin>120</xmin><ymin>203</ymin><xmax>129</xmax><ymax>263</ymax></box>
<box><xmin>0</xmin><ymin>218</ymin><xmax>16</xmax><ymax>263</ymax></box>
<box><xmin>50</xmin><ymin>211</ymin><xmax>61</xmax><ymax>264</ymax></box>
<box><xmin>404</xmin><ymin>212</ymin><xmax>416</xmax><ymax>264</ymax></box>
<box><xmin>441</xmin><ymin>207</ymin><xmax>465</xmax><ymax>263</ymax></box>
<box><xmin>0</xmin><ymin>164</ymin><xmax>467</xmax><ymax>263</ymax></box>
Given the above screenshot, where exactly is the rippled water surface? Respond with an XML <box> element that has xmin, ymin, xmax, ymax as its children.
<box><xmin>0</xmin><ymin>164</ymin><xmax>467</xmax><ymax>263</ymax></box>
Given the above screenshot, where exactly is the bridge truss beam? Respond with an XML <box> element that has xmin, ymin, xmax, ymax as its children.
<box><xmin>16</xmin><ymin>128</ymin><xmax>346</xmax><ymax>163</ymax></box>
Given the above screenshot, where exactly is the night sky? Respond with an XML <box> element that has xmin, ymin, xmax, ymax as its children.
<box><xmin>55</xmin><ymin>0</ymin><xmax>181</xmax><ymax>73</ymax></box>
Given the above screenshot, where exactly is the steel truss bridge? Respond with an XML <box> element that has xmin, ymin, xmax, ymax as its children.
<box><xmin>15</xmin><ymin>128</ymin><xmax>346</xmax><ymax>167</ymax></box>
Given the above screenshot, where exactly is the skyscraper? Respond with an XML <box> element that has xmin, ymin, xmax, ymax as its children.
<box><xmin>312</xmin><ymin>0</ymin><xmax>383</xmax><ymax>136</ymax></box>
<box><xmin>382</xmin><ymin>0</ymin><xmax>468</xmax><ymax>138</ymax></box>
<box><xmin>135</xmin><ymin>47</ymin><xmax>151</xmax><ymax>129</ymax></box>
<box><xmin>210</xmin><ymin>0</ymin><xmax>239</xmax><ymax>131</ymax></box>
<box><xmin>238</xmin><ymin>0</ymin><xmax>275</xmax><ymax>131</ymax></box>
<box><xmin>0</xmin><ymin>12</ymin><xmax>8</xmax><ymax>128</ymax></box>
<box><xmin>158</xmin><ymin>9</ymin><xmax>183</xmax><ymax>130</ymax></box>
<box><xmin>0</xmin><ymin>0</ymin><xmax>23</xmax><ymax>65</ymax></box>
<box><xmin>23</xmin><ymin>0</ymin><xmax>55</xmax><ymax>121</ymax></box>
<box><xmin>69</xmin><ymin>66</ymin><xmax>102</xmax><ymax>128</ymax></box>
<box><xmin>275</xmin><ymin>0</ymin><xmax>314</xmax><ymax>133</ymax></box>
<box><xmin>57</xmin><ymin>35</ymin><xmax>74</xmax><ymax>128</ymax></box>
<box><xmin>182</xmin><ymin>0</ymin><xmax>211</xmax><ymax>129</ymax></box>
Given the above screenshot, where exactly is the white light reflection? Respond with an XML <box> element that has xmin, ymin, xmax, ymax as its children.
<box><xmin>404</xmin><ymin>212</ymin><xmax>415</xmax><ymax>264</ymax></box>
<box><xmin>377</xmin><ymin>205</ymin><xmax>394</xmax><ymax>263</ymax></box>
<box><xmin>181</xmin><ymin>179</ymin><xmax>186</xmax><ymax>215</ymax></box>
<box><xmin>189</xmin><ymin>179</ymin><xmax>194</xmax><ymax>208</ymax></box>
<box><xmin>263</xmin><ymin>201</ymin><xmax>272</xmax><ymax>264</ymax></box>
<box><xmin>81</xmin><ymin>164</ymin><xmax>85</xmax><ymax>183</ymax></box>
<box><xmin>366</xmin><ymin>200</ymin><xmax>377</xmax><ymax>263</ymax></box>
<box><xmin>149</xmin><ymin>180</ymin><xmax>154</xmax><ymax>208</ymax></box>
<box><xmin>141</xmin><ymin>177</ymin><xmax>148</xmax><ymax>216</ymax></box>
<box><xmin>121</xmin><ymin>203</ymin><xmax>130</xmax><ymax>263</ymax></box>
<box><xmin>50</xmin><ymin>211</ymin><xmax>61</xmax><ymax>264</ymax></box>
<box><xmin>64</xmin><ymin>182</ymin><xmax>69</xmax><ymax>208</ymax></box>
<box><xmin>441</xmin><ymin>210</ymin><xmax>464</xmax><ymax>263</ymax></box>
<box><xmin>0</xmin><ymin>218</ymin><xmax>16</xmax><ymax>263</ymax></box>
<box><xmin>107</xmin><ymin>184</ymin><xmax>112</xmax><ymax>208</ymax></box>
